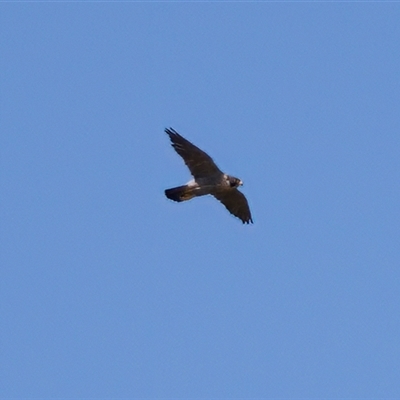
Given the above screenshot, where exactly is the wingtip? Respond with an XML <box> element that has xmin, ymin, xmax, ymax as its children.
<box><xmin>165</xmin><ymin>127</ymin><xmax>178</xmax><ymax>137</ymax></box>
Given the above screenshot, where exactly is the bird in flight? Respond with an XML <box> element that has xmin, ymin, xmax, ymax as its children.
<box><xmin>164</xmin><ymin>128</ymin><xmax>253</xmax><ymax>224</ymax></box>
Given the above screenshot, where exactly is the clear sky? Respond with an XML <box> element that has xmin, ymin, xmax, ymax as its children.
<box><xmin>1</xmin><ymin>3</ymin><xmax>400</xmax><ymax>398</ymax></box>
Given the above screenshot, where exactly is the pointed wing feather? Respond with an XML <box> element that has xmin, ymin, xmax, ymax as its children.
<box><xmin>165</xmin><ymin>128</ymin><xmax>222</xmax><ymax>179</ymax></box>
<box><xmin>212</xmin><ymin>189</ymin><xmax>253</xmax><ymax>224</ymax></box>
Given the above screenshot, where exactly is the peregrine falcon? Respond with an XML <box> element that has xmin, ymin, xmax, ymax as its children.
<box><xmin>164</xmin><ymin>128</ymin><xmax>253</xmax><ymax>224</ymax></box>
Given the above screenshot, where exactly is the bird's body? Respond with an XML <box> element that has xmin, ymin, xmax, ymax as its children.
<box><xmin>164</xmin><ymin>128</ymin><xmax>253</xmax><ymax>224</ymax></box>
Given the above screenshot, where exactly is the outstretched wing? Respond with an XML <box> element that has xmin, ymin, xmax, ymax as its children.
<box><xmin>165</xmin><ymin>128</ymin><xmax>222</xmax><ymax>179</ymax></box>
<box><xmin>212</xmin><ymin>189</ymin><xmax>253</xmax><ymax>224</ymax></box>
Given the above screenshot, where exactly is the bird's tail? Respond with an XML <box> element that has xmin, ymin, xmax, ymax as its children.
<box><xmin>165</xmin><ymin>185</ymin><xmax>196</xmax><ymax>202</ymax></box>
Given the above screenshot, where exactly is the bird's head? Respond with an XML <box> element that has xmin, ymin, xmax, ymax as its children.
<box><xmin>227</xmin><ymin>176</ymin><xmax>243</xmax><ymax>188</ymax></box>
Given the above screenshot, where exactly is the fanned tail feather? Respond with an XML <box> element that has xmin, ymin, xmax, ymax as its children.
<box><xmin>165</xmin><ymin>185</ymin><xmax>195</xmax><ymax>202</ymax></box>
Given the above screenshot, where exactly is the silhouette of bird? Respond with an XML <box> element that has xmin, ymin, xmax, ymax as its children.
<box><xmin>164</xmin><ymin>128</ymin><xmax>253</xmax><ymax>224</ymax></box>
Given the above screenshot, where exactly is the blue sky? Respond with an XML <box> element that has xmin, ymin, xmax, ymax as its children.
<box><xmin>1</xmin><ymin>3</ymin><xmax>400</xmax><ymax>398</ymax></box>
